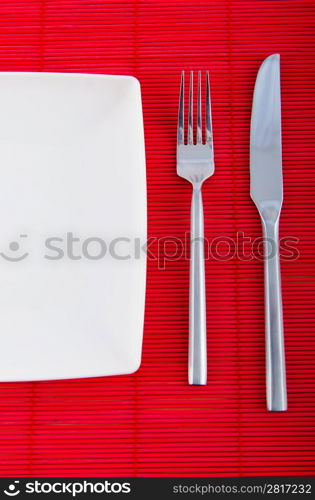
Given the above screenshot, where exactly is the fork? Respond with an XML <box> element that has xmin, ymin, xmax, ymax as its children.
<box><xmin>177</xmin><ymin>71</ymin><xmax>215</xmax><ymax>385</ymax></box>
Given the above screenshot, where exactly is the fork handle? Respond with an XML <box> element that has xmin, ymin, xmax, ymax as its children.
<box><xmin>261</xmin><ymin>209</ymin><xmax>287</xmax><ymax>411</ymax></box>
<box><xmin>189</xmin><ymin>186</ymin><xmax>207</xmax><ymax>385</ymax></box>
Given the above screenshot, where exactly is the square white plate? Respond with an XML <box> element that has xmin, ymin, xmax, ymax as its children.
<box><xmin>0</xmin><ymin>72</ymin><xmax>146</xmax><ymax>381</ymax></box>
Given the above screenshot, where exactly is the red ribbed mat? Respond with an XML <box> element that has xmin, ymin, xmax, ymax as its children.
<box><xmin>0</xmin><ymin>0</ymin><xmax>314</xmax><ymax>477</ymax></box>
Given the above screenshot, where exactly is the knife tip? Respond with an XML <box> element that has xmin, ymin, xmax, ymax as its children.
<box><xmin>265</xmin><ymin>53</ymin><xmax>280</xmax><ymax>63</ymax></box>
<box><xmin>258</xmin><ymin>54</ymin><xmax>280</xmax><ymax>76</ymax></box>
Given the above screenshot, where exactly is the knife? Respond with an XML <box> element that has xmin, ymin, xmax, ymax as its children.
<box><xmin>250</xmin><ymin>54</ymin><xmax>287</xmax><ymax>412</ymax></box>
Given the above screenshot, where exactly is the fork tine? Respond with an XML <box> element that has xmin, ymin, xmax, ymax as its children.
<box><xmin>177</xmin><ymin>71</ymin><xmax>185</xmax><ymax>145</ymax></box>
<box><xmin>197</xmin><ymin>71</ymin><xmax>202</xmax><ymax>144</ymax></box>
<box><xmin>205</xmin><ymin>71</ymin><xmax>213</xmax><ymax>144</ymax></box>
<box><xmin>187</xmin><ymin>71</ymin><xmax>194</xmax><ymax>144</ymax></box>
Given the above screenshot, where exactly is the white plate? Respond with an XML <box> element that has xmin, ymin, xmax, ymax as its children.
<box><xmin>0</xmin><ymin>72</ymin><xmax>146</xmax><ymax>381</ymax></box>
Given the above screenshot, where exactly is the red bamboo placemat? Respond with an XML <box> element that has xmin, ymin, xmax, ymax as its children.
<box><xmin>0</xmin><ymin>0</ymin><xmax>314</xmax><ymax>477</ymax></box>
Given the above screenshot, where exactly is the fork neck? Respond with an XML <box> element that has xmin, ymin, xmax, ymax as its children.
<box><xmin>191</xmin><ymin>187</ymin><xmax>204</xmax><ymax>237</ymax></box>
<box><xmin>192</xmin><ymin>180</ymin><xmax>204</xmax><ymax>191</ymax></box>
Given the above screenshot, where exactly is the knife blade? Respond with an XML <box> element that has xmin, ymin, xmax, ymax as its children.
<box><xmin>250</xmin><ymin>53</ymin><xmax>283</xmax><ymax>205</ymax></box>
<box><xmin>250</xmin><ymin>54</ymin><xmax>287</xmax><ymax>412</ymax></box>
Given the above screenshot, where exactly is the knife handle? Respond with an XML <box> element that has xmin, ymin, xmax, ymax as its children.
<box><xmin>188</xmin><ymin>187</ymin><xmax>207</xmax><ymax>385</ymax></box>
<box><xmin>260</xmin><ymin>204</ymin><xmax>287</xmax><ymax>411</ymax></box>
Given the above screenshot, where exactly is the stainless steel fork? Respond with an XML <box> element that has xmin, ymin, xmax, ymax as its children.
<box><xmin>177</xmin><ymin>71</ymin><xmax>215</xmax><ymax>385</ymax></box>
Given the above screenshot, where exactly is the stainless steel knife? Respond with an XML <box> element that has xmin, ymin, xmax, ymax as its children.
<box><xmin>250</xmin><ymin>54</ymin><xmax>287</xmax><ymax>412</ymax></box>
